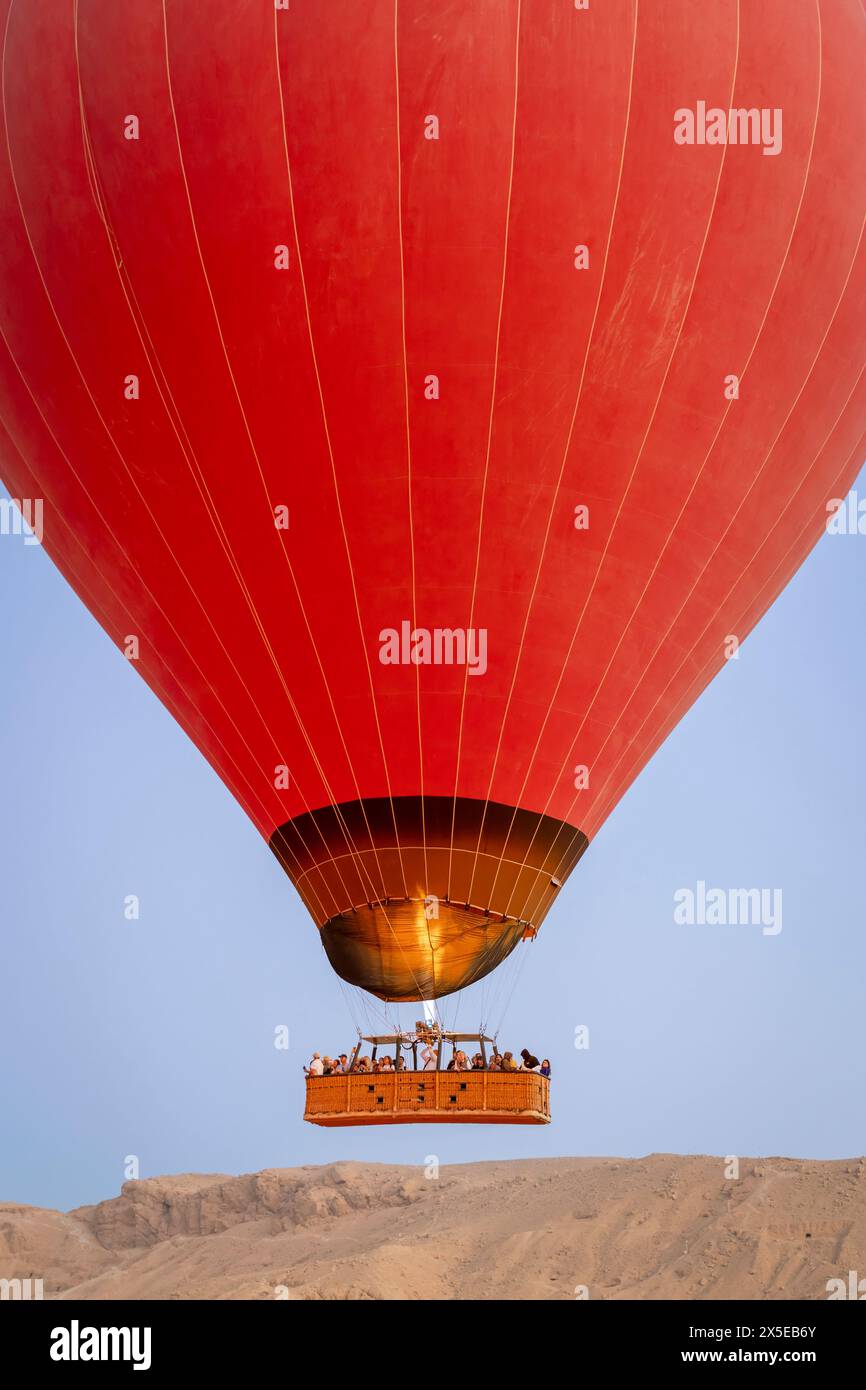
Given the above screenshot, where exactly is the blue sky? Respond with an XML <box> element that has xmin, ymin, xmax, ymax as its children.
<box><xmin>1</xmin><ymin>468</ymin><xmax>864</xmax><ymax>1212</ymax></box>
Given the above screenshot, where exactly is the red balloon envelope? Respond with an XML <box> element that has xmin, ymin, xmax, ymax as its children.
<box><xmin>1</xmin><ymin>0</ymin><xmax>865</xmax><ymax>1000</ymax></box>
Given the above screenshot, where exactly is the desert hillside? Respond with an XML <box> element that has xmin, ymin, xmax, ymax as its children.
<box><xmin>2</xmin><ymin>1155</ymin><xmax>865</xmax><ymax>1300</ymax></box>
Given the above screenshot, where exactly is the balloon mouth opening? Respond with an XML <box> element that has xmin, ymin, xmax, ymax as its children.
<box><xmin>319</xmin><ymin>898</ymin><xmax>530</xmax><ymax>1002</ymax></box>
<box><xmin>269</xmin><ymin>794</ymin><xmax>589</xmax><ymax>999</ymax></box>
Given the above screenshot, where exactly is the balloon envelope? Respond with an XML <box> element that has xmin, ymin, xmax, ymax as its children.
<box><xmin>1</xmin><ymin>0</ymin><xmax>865</xmax><ymax>999</ymax></box>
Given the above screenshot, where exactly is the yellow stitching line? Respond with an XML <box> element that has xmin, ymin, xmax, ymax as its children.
<box><xmin>294</xmin><ymin>844</ymin><xmax>559</xmax><ymax>894</ymax></box>
<box><xmin>520</xmin><ymin>3</ymin><xmax>854</xmax><ymax>910</ymax></box>
<box><xmin>505</xmin><ymin>0</ymin><xmax>744</xmax><ymax>921</ymax></box>
<box><xmin>586</xmin><ymin>420</ymin><xmax>866</xmax><ymax>847</ymax></box>
<box><xmin>272</xmin><ymin>8</ymin><xmax>434</xmax><ymax>998</ymax></box>
<box><xmin>465</xmin><ymin>0</ymin><xmax>640</xmax><ymax>910</ymax></box>
<box><xmin>0</xmin><ymin>337</ymin><xmax>330</xmax><ymax>916</ymax></box>
<box><xmin>1</xmin><ymin>417</ymin><xmax>331</xmax><ymax>913</ymax></box>
<box><xmin>581</xmin><ymin>347</ymin><xmax>866</xmax><ymax>850</ymax></box>
<box><xmin>547</xmin><ymin>163</ymin><xmax>866</xmax><ymax>878</ymax></box>
<box><xmin>544</xmin><ymin>0</ymin><xmax>848</xmax><ymax>874</ymax></box>
<box><xmin>516</xmin><ymin>0</ymin><xmax>829</xmax><ymax>909</ymax></box>
<box><xmin>4</xmin><ymin>0</ymin><xmax>344</xmax><ymax>918</ymax></box>
<box><xmin>393</xmin><ymin>0</ymin><xmax>428</xmax><ymax>893</ymax></box>
<box><xmin>161</xmin><ymin>1</ymin><xmax>397</xmax><ymax>917</ymax></box>
<box><xmin>72</xmin><ymin>0</ymin><xmax>356</xmax><ymax>911</ymax></box>
<box><xmin>447</xmin><ymin>0</ymin><xmax>522</xmax><ymax>900</ymax></box>
<box><xmin>272</xmin><ymin>7</ymin><xmax>411</xmax><ymax>903</ymax></box>
<box><xmin>69</xmin><ymin>7</ymin><xmax>349</xmax><ymax>915</ymax></box>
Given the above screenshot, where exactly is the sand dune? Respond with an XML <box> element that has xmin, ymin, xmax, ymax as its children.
<box><xmin>2</xmin><ymin>1155</ymin><xmax>865</xmax><ymax>1300</ymax></box>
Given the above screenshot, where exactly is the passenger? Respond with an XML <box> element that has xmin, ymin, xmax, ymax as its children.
<box><xmin>487</xmin><ymin>1056</ymin><xmax>502</xmax><ymax>1071</ymax></box>
<box><xmin>338</xmin><ymin>1054</ymin><xmax>349</xmax><ymax>1072</ymax></box>
<box><xmin>394</xmin><ymin>1054</ymin><xmax>405</xmax><ymax>1072</ymax></box>
<box><xmin>420</xmin><ymin>1042</ymin><xmax>438</xmax><ymax>1071</ymax></box>
<box><xmin>471</xmin><ymin>1053</ymin><xmax>485</xmax><ymax>1070</ymax></box>
<box><xmin>446</xmin><ymin>1056</ymin><xmax>456</xmax><ymax>1071</ymax></box>
<box><xmin>331</xmin><ymin>1056</ymin><xmax>344</xmax><ymax>1074</ymax></box>
<box><xmin>454</xmin><ymin>1050</ymin><xmax>471</xmax><ymax>1072</ymax></box>
<box><xmin>380</xmin><ymin>1056</ymin><xmax>393</xmax><ymax>1072</ymax></box>
<box><xmin>520</xmin><ymin>1048</ymin><xmax>541</xmax><ymax>1071</ymax></box>
<box><xmin>304</xmin><ymin>1052</ymin><xmax>324</xmax><ymax>1077</ymax></box>
<box><xmin>372</xmin><ymin>1058</ymin><xmax>383</xmax><ymax>1074</ymax></box>
<box><xmin>321</xmin><ymin>1056</ymin><xmax>334</xmax><ymax>1075</ymax></box>
<box><xmin>539</xmin><ymin>1059</ymin><xmax>551</xmax><ymax>1078</ymax></box>
<box><xmin>355</xmin><ymin>1055</ymin><xmax>372</xmax><ymax>1073</ymax></box>
<box><xmin>500</xmin><ymin>1051</ymin><xmax>518</xmax><ymax>1072</ymax></box>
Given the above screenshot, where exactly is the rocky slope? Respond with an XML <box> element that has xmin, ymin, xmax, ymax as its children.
<box><xmin>2</xmin><ymin>1155</ymin><xmax>865</xmax><ymax>1300</ymax></box>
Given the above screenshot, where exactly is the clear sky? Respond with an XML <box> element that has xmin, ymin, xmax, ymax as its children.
<box><xmin>1</xmin><ymin>468</ymin><xmax>865</xmax><ymax>1213</ymax></box>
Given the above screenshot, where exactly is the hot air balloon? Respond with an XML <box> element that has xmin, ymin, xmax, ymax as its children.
<box><xmin>2</xmin><ymin>0</ymin><xmax>865</xmax><ymax>1039</ymax></box>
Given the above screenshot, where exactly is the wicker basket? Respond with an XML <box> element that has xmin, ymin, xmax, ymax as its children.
<box><xmin>304</xmin><ymin>1070</ymin><xmax>550</xmax><ymax>1126</ymax></box>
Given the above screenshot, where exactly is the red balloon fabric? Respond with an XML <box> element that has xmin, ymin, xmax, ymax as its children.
<box><xmin>1</xmin><ymin>1</ymin><xmax>864</xmax><ymax>998</ymax></box>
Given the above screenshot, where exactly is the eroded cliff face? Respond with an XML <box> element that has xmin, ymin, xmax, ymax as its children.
<box><xmin>75</xmin><ymin>1165</ymin><xmax>427</xmax><ymax>1248</ymax></box>
<box><xmin>2</xmin><ymin>1155</ymin><xmax>865</xmax><ymax>1301</ymax></box>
